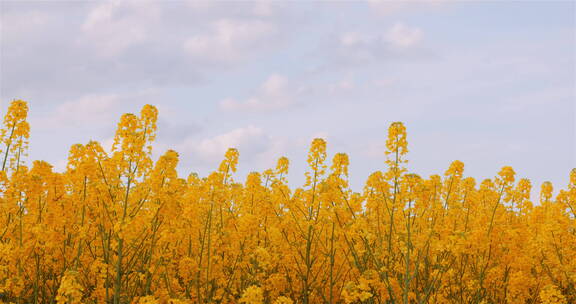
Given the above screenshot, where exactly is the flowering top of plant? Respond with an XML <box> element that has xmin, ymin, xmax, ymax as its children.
<box><xmin>0</xmin><ymin>100</ymin><xmax>574</xmax><ymax>304</ymax></box>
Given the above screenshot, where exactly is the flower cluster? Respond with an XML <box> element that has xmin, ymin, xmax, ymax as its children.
<box><xmin>0</xmin><ymin>100</ymin><xmax>574</xmax><ymax>304</ymax></box>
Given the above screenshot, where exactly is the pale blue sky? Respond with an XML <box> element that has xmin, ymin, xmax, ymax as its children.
<box><xmin>1</xmin><ymin>0</ymin><xmax>574</xmax><ymax>196</ymax></box>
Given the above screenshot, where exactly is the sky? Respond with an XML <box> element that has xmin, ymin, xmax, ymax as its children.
<box><xmin>0</xmin><ymin>0</ymin><xmax>575</xmax><ymax>197</ymax></box>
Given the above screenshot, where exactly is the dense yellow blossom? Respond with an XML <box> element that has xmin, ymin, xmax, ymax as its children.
<box><xmin>0</xmin><ymin>100</ymin><xmax>29</xmax><ymax>172</ymax></box>
<box><xmin>0</xmin><ymin>100</ymin><xmax>574</xmax><ymax>303</ymax></box>
<box><xmin>240</xmin><ymin>286</ymin><xmax>264</xmax><ymax>304</ymax></box>
<box><xmin>55</xmin><ymin>271</ymin><xmax>83</xmax><ymax>304</ymax></box>
<box><xmin>539</xmin><ymin>284</ymin><xmax>566</xmax><ymax>304</ymax></box>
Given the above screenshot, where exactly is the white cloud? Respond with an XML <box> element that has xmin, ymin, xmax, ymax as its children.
<box><xmin>171</xmin><ymin>125</ymin><xmax>294</xmax><ymax>176</ymax></box>
<box><xmin>0</xmin><ymin>10</ymin><xmax>49</xmax><ymax>43</ymax></box>
<box><xmin>328</xmin><ymin>80</ymin><xmax>355</xmax><ymax>93</ymax></box>
<box><xmin>184</xmin><ymin>0</ymin><xmax>216</xmax><ymax>11</ymax></box>
<box><xmin>367</xmin><ymin>0</ymin><xmax>448</xmax><ymax>15</ymax></box>
<box><xmin>183</xmin><ymin>19</ymin><xmax>277</xmax><ymax>63</ymax></box>
<box><xmin>38</xmin><ymin>94</ymin><xmax>121</xmax><ymax>128</ymax></box>
<box><xmin>339</xmin><ymin>23</ymin><xmax>422</xmax><ymax>50</ymax></box>
<box><xmin>384</xmin><ymin>23</ymin><xmax>422</xmax><ymax>48</ymax></box>
<box><xmin>220</xmin><ymin>74</ymin><xmax>365</xmax><ymax>112</ymax></box>
<box><xmin>176</xmin><ymin>126</ymin><xmax>269</xmax><ymax>162</ymax></box>
<box><xmin>33</xmin><ymin>87</ymin><xmax>164</xmax><ymax>130</ymax></box>
<box><xmin>332</xmin><ymin>23</ymin><xmax>424</xmax><ymax>65</ymax></box>
<box><xmin>219</xmin><ymin>74</ymin><xmax>295</xmax><ymax>111</ymax></box>
<box><xmin>253</xmin><ymin>0</ymin><xmax>275</xmax><ymax>16</ymax></box>
<box><xmin>340</xmin><ymin>32</ymin><xmax>372</xmax><ymax>47</ymax></box>
<box><xmin>80</xmin><ymin>0</ymin><xmax>160</xmax><ymax>57</ymax></box>
<box><xmin>371</xmin><ymin>78</ymin><xmax>395</xmax><ymax>87</ymax></box>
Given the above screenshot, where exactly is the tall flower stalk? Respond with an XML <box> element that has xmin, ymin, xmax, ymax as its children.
<box><xmin>0</xmin><ymin>100</ymin><xmax>573</xmax><ymax>304</ymax></box>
